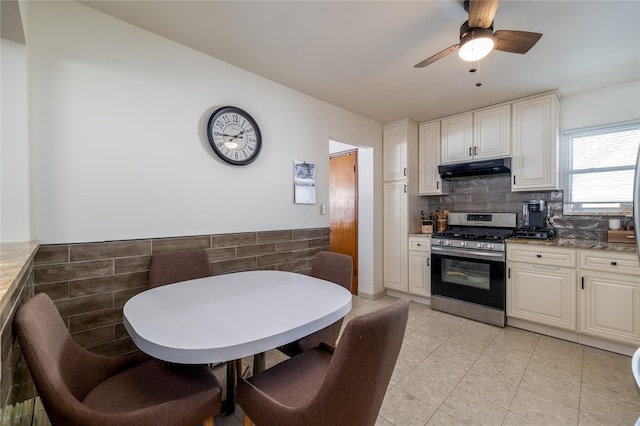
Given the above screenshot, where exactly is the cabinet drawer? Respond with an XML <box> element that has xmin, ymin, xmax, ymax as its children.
<box><xmin>409</xmin><ymin>237</ymin><xmax>431</xmax><ymax>251</ymax></box>
<box><xmin>580</xmin><ymin>249</ymin><xmax>640</xmax><ymax>275</ymax></box>
<box><xmin>507</xmin><ymin>244</ymin><xmax>576</xmax><ymax>268</ymax></box>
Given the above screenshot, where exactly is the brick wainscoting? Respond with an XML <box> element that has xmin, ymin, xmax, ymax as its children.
<box><xmin>33</xmin><ymin>228</ymin><xmax>330</xmax><ymax>356</ymax></box>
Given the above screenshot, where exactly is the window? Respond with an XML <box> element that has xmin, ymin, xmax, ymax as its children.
<box><xmin>563</xmin><ymin>121</ymin><xmax>640</xmax><ymax>214</ymax></box>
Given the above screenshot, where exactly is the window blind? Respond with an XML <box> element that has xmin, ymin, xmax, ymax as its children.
<box><xmin>563</xmin><ymin>121</ymin><xmax>640</xmax><ymax>211</ymax></box>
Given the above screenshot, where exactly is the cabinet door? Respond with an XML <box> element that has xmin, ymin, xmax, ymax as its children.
<box><xmin>409</xmin><ymin>251</ymin><xmax>430</xmax><ymax>297</ymax></box>
<box><xmin>383</xmin><ymin>182</ymin><xmax>408</xmax><ymax>291</ymax></box>
<box><xmin>581</xmin><ymin>271</ymin><xmax>640</xmax><ymax>346</ymax></box>
<box><xmin>383</xmin><ymin>124</ymin><xmax>407</xmax><ymax>181</ymax></box>
<box><xmin>511</xmin><ymin>92</ymin><xmax>560</xmax><ymax>191</ymax></box>
<box><xmin>507</xmin><ymin>263</ymin><xmax>577</xmax><ymax>331</ymax></box>
<box><xmin>418</xmin><ymin>121</ymin><xmax>442</xmax><ymax>195</ymax></box>
<box><xmin>441</xmin><ymin>113</ymin><xmax>473</xmax><ymax>164</ymax></box>
<box><xmin>473</xmin><ymin>104</ymin><xmax>510</xmax><ymax>160</ymax></box>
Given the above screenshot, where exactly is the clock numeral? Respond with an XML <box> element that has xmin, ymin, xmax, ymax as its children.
<box><xmin>232</xmin><ymin>114</ymin><xmax>240</xmax><ymax>123</ymax></box>
<box><xmin>246</xmin><ymin>128</ymin><xmax>254</xmax><ymax>134</ymax></box>
<box><xmin>248</xmin><ymin>137</ymin><xmax>256</xmax><ymax>144</ymax></box>
<box><xmin>215</xmin><ymin>120</ymin><xmax>225</xmax><ymax>130</ymax></box>
<box><xmin>222</xmin><ymin>115</ymin><xmax>231</xmax><ymax>124</ymax></box>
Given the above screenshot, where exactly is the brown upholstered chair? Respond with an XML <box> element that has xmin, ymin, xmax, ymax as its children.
<box><xmin>14</xmin><ymin>293</ymin><xmax>222</xmax><ymax>426</ymax></box>
<box><xmin>148</xmin><ymin>248</ymin><xmax>211</xmax><ymax>288</ymax></box>
<box><xmin>238</xmin><ymin>299</ymin><xmax>409</xmax><ymax>426</ymax></box>
<box><xmin>277</xmin><ymin>251</ymin><xmax>353</xmax><ymax>358</ymax></box>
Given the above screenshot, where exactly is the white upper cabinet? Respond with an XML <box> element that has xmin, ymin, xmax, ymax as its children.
<box><xmin>473</xmin><ymin>104</ymin><xmax>511</xmax><ymax>160</ymax></box>
<box><xmin>383</xmin><ymin>121</ymin><xmax>409</xmax><ymax>181</ymax></box>
<box><xmin>418</xmin><ymin>121</ymin><xmax>442</xmax><ymax>195</ymax></box>
<box><xmin>440</xmin><ymin>104</ymin><xmax>510</xmax><ymax>164</ymax></box>
<box><xmin>511</xmin><ymin>92</ymin><xmax>560</xmax><ymax>191</ymax></box>
<box><xmin>440</xmin><ymin>113</ymin><xmax>473</xmax><ymax>164</ymax></box>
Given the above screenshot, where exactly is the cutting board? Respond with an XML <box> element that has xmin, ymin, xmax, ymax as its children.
<box><xmin>607</xmin><ymin>230</ymin><xmax>636</xmax><ymax>244</ymax></box>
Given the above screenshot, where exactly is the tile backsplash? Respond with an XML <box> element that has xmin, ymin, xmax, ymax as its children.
<box><xmin>426</xmin><ymin>175</ymin><xmax>622</xmax><ymax>241</ymax></box>
<box><xmin>33</xmin><ymin>228</ymin><xmax>330</xmax><ymax>357</ymax></box>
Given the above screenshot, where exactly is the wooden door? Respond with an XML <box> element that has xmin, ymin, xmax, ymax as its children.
<box><xmin>329</xmin><ymin>150</ymin><xmax>358</xmax><ymax>294</ymax></box>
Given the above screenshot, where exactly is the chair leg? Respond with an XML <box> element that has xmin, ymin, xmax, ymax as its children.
<box><xmin>243</xmin><ymin>414</ymin><xmax>253</xmax><ymax>426</ymax></box>
<box><xmin>203</xmin><ymin>417</ymin><xmax>214</xmax><ymax>426</ymax></box>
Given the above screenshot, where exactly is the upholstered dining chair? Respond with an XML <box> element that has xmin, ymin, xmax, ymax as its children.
<box><xmin>14</xmin><ymin>293</ymin><xmax>222</xmax><ymax>426</ymax></box>
<box><xmin>148</xmin><ymin>248</ymin><xmax>211</xmax><ymax>288</ymax></box>
<box><xmin>238</xmin><ymin>298</ymin><xmax>409</xmax><ymax>426</ymax></box>
<box><xmin>277</xmin><ymin>251</ymin><xmax>353</xmax><ymax>358</ymax></box>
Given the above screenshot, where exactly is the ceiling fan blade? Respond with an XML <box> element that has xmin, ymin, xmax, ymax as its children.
<box><xmin>493</xmin><ymin>30</ymin><xmax>543</xmax><ymax>54</ymax></box>
<box><xmin>414</xmin><ymin>44</ymin><xmax>460</xmax><ymax>68</ymax></box>
<box><xmin>467</xmin><ymin>0</ymin><xmax>500</xmax><ymax>29</ymax></box>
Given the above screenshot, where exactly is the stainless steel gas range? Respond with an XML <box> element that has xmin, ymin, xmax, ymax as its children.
<box><xmin>430</xmin><ymin>212</ymin><xmax>517</xmax><ymax>327</ymax></box>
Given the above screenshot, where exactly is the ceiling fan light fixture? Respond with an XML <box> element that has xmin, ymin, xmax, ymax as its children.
<box><xmin>458</xmin><ymin>28</ymin><xmax>494</xmax><ymax>62</ymax></box>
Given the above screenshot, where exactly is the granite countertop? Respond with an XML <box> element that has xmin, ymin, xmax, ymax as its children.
<box><xmin>0</xmin><ymin>241</ymin><xmax>40</xmax><ymax>311</ymax></box>
<box><xmin>408</xmin><ymin>234</ymin><xmax>637</xmax><ymax>253</ymax></box>
<box><xmin>507</xmin><ymin>237</ymin><xmax>637</xmax><ymax>253</ymax></box>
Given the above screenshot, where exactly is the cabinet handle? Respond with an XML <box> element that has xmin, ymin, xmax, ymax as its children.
<box><xmin>436</xmin><ymin>181</ymin><xmax>439</xmax><ymax>190</ymax></box>
<box><xmin>536</xmin><ymin>254</ymin><xmax>542</xmax><ymax>258</ymax></box>
<box><xmin>404</xmin><ymin>184</ymin><xmax>407</xmax><ymax>193</ymax></box>
<box><xmin>469</xmin><ymin>147</ymin><xmax>472</xmax><ymax>157</ymax></box>
<box><xmin>513</xmin><ymin>175</ymin><xmax>516</xmax><ymax>185</ymax></box>
<box><xmin>474</xmin><ymin>146</ymin><xmax>478</xmax><ymax>156</ymax></box>
<box><xmin>581</xmin><ymin>276</ymin><xmax>584</xmax><ymax>290</ymax></box>
<box><xmin>508</xmin><ymin>267</ymin><xmax>510</xmax><ymax>279</ymax></box>
<box><xmin>404</xmin><ymin>167</ymin><xmax>407</xmax><ymax>177</ymax></box>
<box><xmin>533</xmin><ymin>264</ymin><xmax>559</xmax><ymax>270</ymax></box>
<box><xmin>611</xmin><ymin>261</ymin><xmax>617</xmax><ymax>266</ymax></box>
<box><xmin>427</xmin><ymin>258</ymin><xmax>430</xmax><ymax>267</ymax></box>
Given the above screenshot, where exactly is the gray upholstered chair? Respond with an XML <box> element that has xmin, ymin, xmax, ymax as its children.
<box><xmin>238</xmin><ymin>299</ymin><xmax>409</xmax><ymax>426</ymax></box>
<box><xmin>277</xmin><ymin>251</ymin><xmax>353</xmax><ymax>358</ymax></box>
<box><xmin>14</xmin><ymin>293</ymin><xmax>222</xmax><ymax>426</ymax></box>
<box><xmin>148</xmin><ymin>248</ymin><xmax>211</xmax><ymax>288</ymax></box>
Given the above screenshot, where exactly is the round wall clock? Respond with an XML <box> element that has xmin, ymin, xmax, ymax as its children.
<box><xmin>206</xmin><ymin>106</ymin><xmax>262</xmax><ymax>166</ymax></box>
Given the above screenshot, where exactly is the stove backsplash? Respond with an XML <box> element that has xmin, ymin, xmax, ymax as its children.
<box><xmin>425</xmin><ymin>175</ymin><xmax>614</xmax><ymax>242</ymax></box>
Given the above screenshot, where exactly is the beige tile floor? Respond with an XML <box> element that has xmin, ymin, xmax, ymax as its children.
<box><xmin>216</xmin><ymin>294</ymin><xmax>640</xmax><ymax>426</ymax></box>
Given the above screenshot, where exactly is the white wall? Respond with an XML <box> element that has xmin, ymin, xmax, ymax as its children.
<box><xmin>0</xmin><ymin>37</ymin><xmax>30</xmax><ymax>242</ymax></box>
<box><xmin>561</xmin><ymin>81</ymin><xmax>640</xmax><ymax>131</ymax></box>
<box><xmin>28</xmin><ymin>1</ymin><xmax>382</xmax><ymax>247</ymax></box>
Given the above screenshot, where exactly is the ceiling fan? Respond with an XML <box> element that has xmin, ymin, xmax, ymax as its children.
<box><xmin>414</xmin><ymin>0</ymin><xmax>542</xmax><ymax>68</ymax></box>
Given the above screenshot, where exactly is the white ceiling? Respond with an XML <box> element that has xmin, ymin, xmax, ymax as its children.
<box><xmin>81</xmin><ymin>0</ymin><xmax>640</xmax><ymax>124</ymax></box>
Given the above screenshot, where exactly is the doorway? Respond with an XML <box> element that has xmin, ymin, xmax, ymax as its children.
<box><xmin>329</xmin><ymin>149</ymin><xmax>358</xmax><ymax>294</ymax></box>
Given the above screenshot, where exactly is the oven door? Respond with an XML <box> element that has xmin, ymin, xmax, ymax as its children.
<box><xmin>431</xmin><ymin>247</ymin><xmax>505</xmax><ymax>310</ymax></box>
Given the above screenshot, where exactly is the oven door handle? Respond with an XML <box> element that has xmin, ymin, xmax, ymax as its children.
<box><xmin>431</xmin><ymin>246</ymin><xmax>505</xmax><ymax>261</ymax></box>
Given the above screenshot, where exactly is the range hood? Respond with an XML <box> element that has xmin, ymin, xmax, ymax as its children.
<box><xmin>438</xmin><ymin>157</ymin><xmax>512</xmax><ymax>180</ymax></box>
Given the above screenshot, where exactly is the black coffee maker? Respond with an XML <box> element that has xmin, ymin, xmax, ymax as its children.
<box><xmin>514</xmin><ymin>200</ymin><xmax>556</xmax><ymax>239</ymax></box>
<box><xmin>523</xmin><ymin>200</ymin><xmax>547</xmax><ymax>229</ymax></box>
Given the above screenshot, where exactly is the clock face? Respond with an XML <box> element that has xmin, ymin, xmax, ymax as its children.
<box><xmin>207</xmin><ymin>106</ymin><xmax>262</xmax><ymax>166</ymax></box>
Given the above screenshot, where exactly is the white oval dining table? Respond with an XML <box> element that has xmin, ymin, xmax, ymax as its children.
<box><xmin>123</xmin><ymin>270</ymin><xmax>353</xmax><ymax>415</ymax></box>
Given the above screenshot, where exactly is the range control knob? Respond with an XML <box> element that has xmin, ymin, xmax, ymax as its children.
<box><xmin>460</xmin><ymin>241</ymin><xmax>468</xmax><ymax>247</ymax></box>
<box><xmin>446</xmin><ymin>240</ymin><xmax>453</xmax><ymax>246</ymax></box>
<box><xmin>478</xmin><ymin>242</ymin><xmax>485</xmax><ymax>249</ymax></box>
<box><xmin>488</xmin><ymin>243</ymin><xmax>495</xmax><ymax>250</ymax></box>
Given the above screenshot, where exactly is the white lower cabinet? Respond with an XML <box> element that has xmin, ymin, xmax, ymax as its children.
<box><xmin>507</xmin><ymin>262</ymin><xmax>577</xmax><ymax>331</ymax></box>
<box><xmin>507</xmin><ymin>244</ymin><xmax>578</xmax><ymax>331</ymax></box>
<box><xmin>383</xmin><ymin>182</ymin><xmax>408</xmax><ymax>292</ymax></box>
<box><xmin>507</xmin><ymin>243</ymin><xmax>640</xmax><ymax>349</ymax></box>
<box><xmin>579</xmin><ymin>250</ymin><xmax>640</xmax><ymax>346</ymax></box>
<box><xmin>408</xmin><ymin>237</ymin><xmax>431</xmax><ymax>297</ymax></box>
